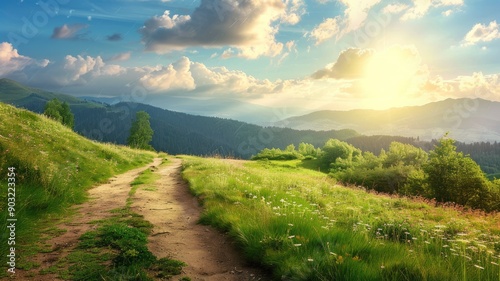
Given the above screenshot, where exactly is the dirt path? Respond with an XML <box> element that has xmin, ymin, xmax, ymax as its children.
<box><xmin>131</xmin><ymin>158</ymin><xmax>269</xmax><ymax>281</ymax></box>
<box><xmin>12</xmin><ymin>158</ymin><xmax>162</xmax><ymax>281</ymax></box>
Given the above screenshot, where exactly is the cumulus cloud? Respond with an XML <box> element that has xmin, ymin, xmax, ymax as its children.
<box><xmin>139</xmin><ymin>57</ymin><xmax>196</xmax><ymax>91</ymax></box>
<box><xmin>51</xmin><ymin>24</ymin><xmax>89</xmax><ymax>39</ymax></box>
<box><xmin>424</xmin><ymin>72</ymin><xmax>500</xmax><ymax>102</ymax></box>
<box><xmin>140</xmin><ymin>0</ymin><xmax>304</xmax><ymax>58</ymax></box>
<box><xmin>309</xmin><ymin>17</ymin><xmax>340</xmax><ymax>45</ymax></box>
<box><xmin>312</xmin><ymin>48</ymin><xmax>374</xmax><ymax>79</ymax></box>
<box><xmin>0</xmin><ymin>42</ymin><xmax>50</xmax><ymax>78</ymax></box>
<box><xmin>0</xmin><ymin>42</ymin><xmax>34</xmax><ymax>76</ymax></box>
<box><xmin>462</xmin><ymin>21</ymin><xmax>500</xmax><ymax>46</ymax></box>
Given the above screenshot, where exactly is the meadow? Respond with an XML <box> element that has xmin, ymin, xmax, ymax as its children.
<box><xmin>182</xmin><ymin>157</ymin><xmax>500</xmax><ymax>281</ymax></box>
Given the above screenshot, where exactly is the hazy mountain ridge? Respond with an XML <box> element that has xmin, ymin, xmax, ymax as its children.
<box><xmin>276</xmin><ymin>98</ymin><xmax>500</xmax><ymax>143</ymax></box>
<box><xmin>0</xmin><ymin>78</ymin><xmax>358</xmax><ymax>158</ymax></box>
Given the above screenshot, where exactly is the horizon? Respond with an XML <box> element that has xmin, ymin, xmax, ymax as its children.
<box><xmin>1</xmin><ymin>0</ymin><xmax>499</xmax><ymax>114</ymax></box>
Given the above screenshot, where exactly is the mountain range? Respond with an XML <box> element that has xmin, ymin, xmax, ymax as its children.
<box><xmin>274</xmin><ymin>99</ymin><xmax>500</xmax><ymax>143</ymax></box>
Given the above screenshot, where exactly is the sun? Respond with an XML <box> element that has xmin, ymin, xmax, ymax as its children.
<box><xmin>359</xmin><ymin>47</ymin><xmax>423</xmax><ymax>109</ymax></box>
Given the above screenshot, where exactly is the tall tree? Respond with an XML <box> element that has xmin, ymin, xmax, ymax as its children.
<box><xmin>424</xmin><ymin>136</ymin><xmax>489</xmax><ymax>207</ymax></box>
<box><xmin>44</xmin><ymin>99</ymin><xmax>74</xmax><ymax>129</ymax></box>
<box><xmin>127</xmin><ymin>111</ymin><xmax>154</xmax><ymax>150</ymax></box>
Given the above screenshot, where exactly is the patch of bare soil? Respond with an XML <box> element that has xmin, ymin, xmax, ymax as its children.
<box><xmin>131</xmin><ymin>158</ymin><xmax>270</xmax><ymax>281</ymax></box>
<box><xmin>10</xmin><ymin>158</ymin><xmax>162</xmax><ymax>281</ymax></box>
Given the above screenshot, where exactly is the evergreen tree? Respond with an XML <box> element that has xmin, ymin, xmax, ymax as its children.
<box><xmin>60</xmin><ymin>102</ymin><xmax>75</xmax><ymax>129</ymax></box>
<box><xmin>127</xmin><ymin>111</ymin><xmax>154</xmax><ymax>150</ymax></box>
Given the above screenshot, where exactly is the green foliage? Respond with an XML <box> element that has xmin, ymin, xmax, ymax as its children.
<box><xmin>44</xmin><ymin>98</ymin><xmax>74</xmax><ymax>129</ymax></box>
<box><xmin>127</xmin><ymin>111</ymin><xmax>154</xmax><ymax>150</ymax></box>
<box><xmin>382</xmin><ymin>142</ymin><xmax>428</xmax><ymax>168</ymax></box>
<box><xmin>252</xmin><ymin>148</ymin><xmax>304</xmax><ymax>160</ymax></box>
<box><xmin>320</xmin><ymin>139</ymin><xmax>362</xmax><ymax>171</ymax></box>
<box><xmin>298</xmin><ymin>142</ymin><xmax>320</xmax><ymax>157</ymax></box>
<box><xmin>253</xmin><ymin>142</ymin><xmax>322</xmax><ymax>161</ymax></box>
<box><xmin>424</xmin><ymin>137</ymin><xmax>492</xmax><ymax>210</ymax></box>
<box><xmin>182</xmin><ymin>157</ymin><xmax>500</xmax><ymax>281</ymax></box>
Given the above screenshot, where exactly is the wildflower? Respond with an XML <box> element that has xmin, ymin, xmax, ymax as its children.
<box><xmin>288</xmin><ymin>235</ymin><xmax>295</xmax><ymax>239</ymax></box>
<box><xmin>288</xmin><ymin>223</ymin><xmax>294</xmax><ymax>227</ymax></box>
<box><xmin>380</xmin><ymin>265</ymin><xmax>385</xmax><ymax>269</ymax></box>
<box><xmin>474</xmin><ymin>265</ymin><xmax>484</xmax><ymax>270</ymax></box>
<box><xmin>294</xmin><ymin>244</ymin><xmax>302</xmax><ymax>247</ymax></box>
<box><xmin>307</xmin><ymin>258</ymin><xmax>314</xmax><ymax>262</ymax></box>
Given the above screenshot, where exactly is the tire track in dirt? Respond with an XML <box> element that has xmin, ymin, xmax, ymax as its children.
<box><xmin>131</xmin><ymin>158</ymin><xmax>269</xmax><ymax>281</ymax></box>
<box><xmin>11</xmin><ymin>158</ymin><xmax>162</xmax><ymax>281</ymax></box>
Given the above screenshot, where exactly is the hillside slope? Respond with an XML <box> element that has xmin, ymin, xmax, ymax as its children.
<box><xmin>0</xmin><ymin>102</ymin><xmax>155</xmax><ymax>272</ymax></box>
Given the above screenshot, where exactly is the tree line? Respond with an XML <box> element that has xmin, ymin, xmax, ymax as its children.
<box><xmin>252</xmin><ymin>136</ymin><xmax>500</xmax><ymax>212</ymax></box>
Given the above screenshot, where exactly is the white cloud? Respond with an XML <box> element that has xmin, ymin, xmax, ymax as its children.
<box><xmin>140</xmin><ymin>0</ymin><xmax>303</xmax><ymax>59</ymax></box>
<box><xmin>139</xmin><ymin>56</ymin><xmax>196</xmax><ymax>91</ymax></box>
<box><xmin>309</xmin><ymin>17</ymin><xmax>340</xmax><ymax>45</ymax></box>
<box><xmin>425</xmin><ymin>72</ymin><xmax>500</xmax><ymax>102</ymax></box>
<box><xmin>338</xmin><ymin>0</ymin><xmax>382</xmax><ymax>37</ymax></box>
<box><xmin>401</xmin><ymin>0</ymin><xmax>463</xmax><ymax>21</ymax></box>
<box><xmin>442</xmin><ymin>9</ymin><xmax>453</xmax><ymax>17</ymax></box>
<box><xmin>3</xmin><ymin>42</ymin><xmax>500</xmax><ymax>112</ymax></box>
<box><xmin>462</xmin><ymin>21</ymin><xmax>500</xmax><ymax>46</ymax></box>
<box><xmin>0</xmin><ymin>42</ymin><xmax>34</xmax><ymax>76</ymax></box>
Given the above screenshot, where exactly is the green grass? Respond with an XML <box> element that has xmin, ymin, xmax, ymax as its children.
<box><xmin>181</xmin><ymin>157</ymin><xmax>500</xmax><ymax>281</ymax></box>
<box><xmin>0</xmin><ymin>102</ymin><xmax>156</xmax><ymax>275</ymax></box>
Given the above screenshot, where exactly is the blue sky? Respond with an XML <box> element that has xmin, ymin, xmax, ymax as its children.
<box><xmin>1</xmin><ymin>0</ymin><xmax>499</xmax><ymax>112</ymax></box>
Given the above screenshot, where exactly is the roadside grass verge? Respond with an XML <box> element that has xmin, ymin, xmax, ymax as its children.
<box><xmin>181</xmin><ymin>157</ymin><xmax>500</xmax><ymax>281</ymax></box>
<box><xmin>55</xmin><ymin>165</ymin><xmax>186</xmax><ymax>280</ymax></box>
<box><xmin>0</xmin><ymin>102</ymin><xmax>155</xmax><ymax>274</ymax></box>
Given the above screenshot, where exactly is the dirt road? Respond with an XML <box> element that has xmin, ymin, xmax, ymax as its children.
<box><xmin>131</xmin><ymin>158</ymin><xmax>268</xmax><ymax>281</ymax></box>
<box><xmin>11</xmin><ymin>157</ymin><xmax>268</xmax><ymax>280</ymax></box>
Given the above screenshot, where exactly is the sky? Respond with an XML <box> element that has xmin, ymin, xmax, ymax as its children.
<box><xmin>1</xmin><ymin>0</ymin><xmax>500</xmax><ymax>114</ymax></box>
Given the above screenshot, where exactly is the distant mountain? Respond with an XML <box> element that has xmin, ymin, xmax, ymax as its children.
<box><xmin>0</xmin><ymin>78</ymin><xmax>358</xmax><ymax>158</ymax></box>
<box><xmin>78</xmin><ymin>94</ymin><xmax>307</xmax><ymax>124</ymax></box>
<box><xmin>275</xmin><ymin>99</ymin><xmax>500</xmax><ymax>143</ymax></box>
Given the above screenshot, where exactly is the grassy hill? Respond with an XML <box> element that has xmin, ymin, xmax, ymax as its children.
<box><xmin>182</xmin><ymin>157</ymin><xmax>500</xmax><ymax>280</ymax></box>
<box><xmin>0</xmin><ymin>102</ymin><xmax>155</xmax><ymax>272</ymax></box>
